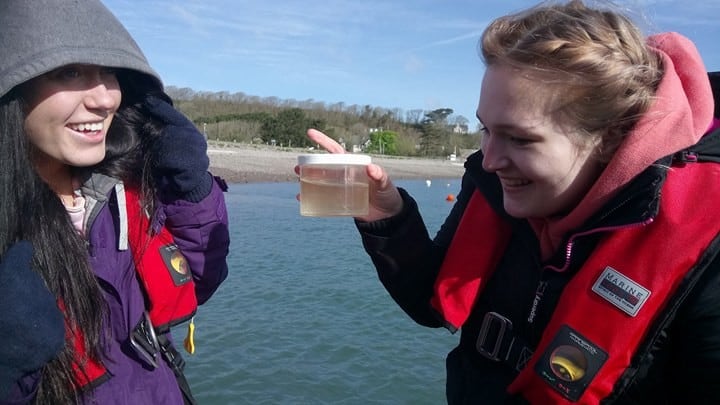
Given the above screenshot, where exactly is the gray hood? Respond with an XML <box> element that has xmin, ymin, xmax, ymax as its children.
<box><xmin>0</xmin><ymin>0</ymin><xmax>162</xmax><ymax>98</ymax></box>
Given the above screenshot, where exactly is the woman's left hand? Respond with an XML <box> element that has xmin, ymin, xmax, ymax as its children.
<box><xmin>144</xmin><ymin>95</ymin><xmax>212</xmax><ymax>202</ymax></box>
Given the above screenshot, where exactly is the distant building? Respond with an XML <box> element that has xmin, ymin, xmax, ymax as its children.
<box><xmin>451</xmin><ymin>124</ymin><xmax>469</xmax><ymax>134</ymax></box>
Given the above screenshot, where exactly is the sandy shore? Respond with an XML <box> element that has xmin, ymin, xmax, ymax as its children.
<box><xmin>207</xmin><ymin>142</ymin><xmax>467</xmax><ymax>184</ymax></box>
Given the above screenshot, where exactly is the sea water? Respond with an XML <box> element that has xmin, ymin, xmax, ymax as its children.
<box><xmin>184</xmin><ymin>179</ymin><xmax>462</xmax><ymax>404</ymax></box>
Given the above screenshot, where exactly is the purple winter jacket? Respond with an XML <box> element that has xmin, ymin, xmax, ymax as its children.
<box><xmin>11</xmin><ymin>173</ymin><xmax>230</xmax><ymax>404</ymax></box>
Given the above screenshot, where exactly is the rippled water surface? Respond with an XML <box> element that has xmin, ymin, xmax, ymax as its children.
<box><xmin>184</xmin><ymin>179</ymin><xmax>462</xmax><ymax>404</ymax></box>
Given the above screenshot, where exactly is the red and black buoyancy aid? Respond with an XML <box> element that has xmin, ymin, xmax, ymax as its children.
<box><xmin>124</xmin><ymin>186</ymin><xmax>197</xmax><ymax>333</ymax></box>
<box><xmin>68</xmin><ymin>185</ymin><xmax>198</xmax><ymax>389</ymax></box>
<box><xmin>431</xmin><ymin>161</ymin><xmax>720</xmax><ymax>403</ymax></box>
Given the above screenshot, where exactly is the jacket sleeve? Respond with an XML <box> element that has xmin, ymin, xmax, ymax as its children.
<box><xmin>160</xmin><ymin>176</ymin><xmax>230</xmax><ymax>305</ymax></box>
<box><xmin>354</xmin><ymin>173</ymin><xmax>477</xmax><ymax>327</ymax></box>
<box><xmin>663</xmin><ymin>254</ymin><xmax>720</xmax><ymax>402</ymax></box>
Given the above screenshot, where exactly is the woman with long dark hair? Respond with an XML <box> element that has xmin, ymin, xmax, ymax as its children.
<box><xmin>0</xmin><ymin>0</ymin><xmax>230</xmax><ymax>403</ymax></box>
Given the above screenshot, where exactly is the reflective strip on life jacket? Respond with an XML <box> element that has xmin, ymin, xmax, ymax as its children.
<box><xmin>433</xmin><ymin>162</ymin><xmax>720</xmax><ymax>403</ymax></box>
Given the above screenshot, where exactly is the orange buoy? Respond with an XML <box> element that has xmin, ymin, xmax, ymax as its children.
<box><xmin>446</xmin><ymin>194</ymin><xmax>455</xmax><ymax>202</ymax></box>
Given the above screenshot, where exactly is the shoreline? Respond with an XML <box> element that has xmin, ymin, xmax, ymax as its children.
<box><xmin>207</xmin><ymin>142</ymin><xmax>467</xmax><ymax>184</ymax></box>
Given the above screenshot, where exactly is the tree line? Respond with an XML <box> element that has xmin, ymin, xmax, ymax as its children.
<box><xmin>167</xmin><ymin>86</ymin><xmax>482</xmax><ymax>157</ymax></box>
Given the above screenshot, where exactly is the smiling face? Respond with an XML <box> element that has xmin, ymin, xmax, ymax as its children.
<box><xmin>21</xmin><ymin>64</ymin><xmax>121</xmax><ymax>182</ymax></box>
<box><xmin>477</xmin><ymin>65</ymin><xmax>603</xmax><ymax>219</ymax></box>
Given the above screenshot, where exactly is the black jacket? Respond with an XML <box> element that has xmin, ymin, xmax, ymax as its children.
<box><xmin>356</xmin><ymin>74</ymin><xmax>720</xmax><ymax>404</ymax></box>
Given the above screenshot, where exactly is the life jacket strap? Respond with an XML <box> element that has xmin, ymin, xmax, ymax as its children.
<box><xmin>159</xmin><ymin>334</ymin><xmax>186</xmax><ymax>373</ymax></box>
<box><xmin>476</xmin><ymin>311</ymin><xmax>534</xmax><ymax>373</ymax></box>
<box><xmin>157</xmin><ymin>334</ymin><xmax>197</xmax><ymax>405</ymax></box>
<box><xmin>129</xmin><ymin>312</ymin><xmax>197</xmax><ymax>404</ymax></box>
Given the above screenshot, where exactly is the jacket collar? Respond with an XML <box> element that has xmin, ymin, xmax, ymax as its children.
<box><xmin>79</xmin><ymin>173</ymin><xmax>122</xmax><ymax>236</ymax></box>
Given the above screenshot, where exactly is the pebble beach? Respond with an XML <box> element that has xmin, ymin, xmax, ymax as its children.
<box><xmin>208</xmin><ymin>142</ymin><xmax>468</xmax><ymax>183</ymax></box>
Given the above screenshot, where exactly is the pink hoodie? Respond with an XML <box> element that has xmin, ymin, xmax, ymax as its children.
<box><xmin>531</xmin><ymin>32</ymin><xmax>715</xmax><ymax>261</ymax></box>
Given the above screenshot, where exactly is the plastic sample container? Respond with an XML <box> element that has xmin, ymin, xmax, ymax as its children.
<box><xmin>297</xmin><ymin>153</ymin><xmax>371</xmax><ymax>217</ymax></box>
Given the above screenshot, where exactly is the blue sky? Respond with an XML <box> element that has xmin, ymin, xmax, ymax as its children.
<box><xmin>104</xmin><ymin>0</ymin><xmax>720</xmax><ymax>125</ymax></box>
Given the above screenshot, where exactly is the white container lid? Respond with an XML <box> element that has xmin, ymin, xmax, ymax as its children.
<box><xmin>298</xmin><ymin>153</ymin><xmax>371</xmax><ymax>165</ymax></box>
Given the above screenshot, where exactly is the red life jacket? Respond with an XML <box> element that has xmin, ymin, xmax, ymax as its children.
<box><xmin>432</xmin><ymin>161</ymin><xmax>720</xmax><ymax>403</ymax></box>
<box><xmin>124</xmin><ymin>186</ymin><xmax>197</xmax><ymax>333</ymax></box>
<box><xmin>67</xmin><ymin>186</ymin><xmax>198</xmax><ymax>389</ymax></box>
<box><xmin>58</xmin><ymin>301</ymin><xmax>109</xmax><ymax>390</ymax></box>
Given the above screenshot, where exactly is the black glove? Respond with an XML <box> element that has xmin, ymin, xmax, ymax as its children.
<box><xmin>0</xmin><ymin>242</ymin><xmax>65</xmax><ymax>399</ymax></box>
<box><xmin>144</xmin><ymin>95</ymin><xmax>212</xmax><ymax>202</ymax></box>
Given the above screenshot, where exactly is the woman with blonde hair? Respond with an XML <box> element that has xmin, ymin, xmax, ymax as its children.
<box><xmin>305</xmin><ymin>0</ymin><xmax>720</xmax><ymax>402</ymax></box>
